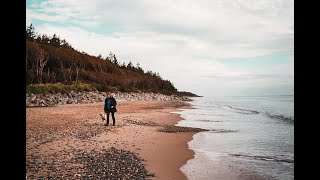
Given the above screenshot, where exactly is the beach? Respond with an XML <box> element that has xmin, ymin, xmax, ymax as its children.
<box><xmin>26</xmin><ymin>100</ymin><xmax>203</xmax><ymax>179</ymax></box>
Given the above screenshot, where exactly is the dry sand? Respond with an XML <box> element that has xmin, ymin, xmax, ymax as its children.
<box><xmin>26</xmin><ymin>100</ymin><xmax>203</xmax><ymax>179</ymax></box>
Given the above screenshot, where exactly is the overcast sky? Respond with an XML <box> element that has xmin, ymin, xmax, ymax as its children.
<box><xmin>27</xmin><ymin>0</ymin><xmax>294</xmax><ymax>97</ymax></box>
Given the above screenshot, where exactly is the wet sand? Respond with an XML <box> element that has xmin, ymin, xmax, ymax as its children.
<box><xmin>26</xmin><ymin>100</ymin><xmax>202</xmax><ymax>179</ymax></box>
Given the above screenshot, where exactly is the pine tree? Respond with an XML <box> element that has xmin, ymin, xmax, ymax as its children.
<box><xmin>127</xmin><ymin>61</ymin><xmax>133</xmax><ymax>70</ymax></box>
<box><xmin>41</xmin><ymin>34</ymin><xmax>50</xmax><ymax>44</ymax></box>
<box><xmin>112</xmin><ymin>55</ymin><xmax>119</xmax><ymax>66</ymax></box>
<box><xmin>26</xmin><ymin>23</ymin><xmax>36</xmax><ymax>41</ymax></box>
<box><xmin>50</xmin><ymin>34</ymin><xmax>61</xmax><ymax>47</ymax></box>
<box><xmin>121</xmin><ymin>61</ymin><xmax>126</xmax><ymax>68</ymax></box>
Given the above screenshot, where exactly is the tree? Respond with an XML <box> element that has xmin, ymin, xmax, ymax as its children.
<box><xmin>127</xmin><ymin>61</ymin><xmax>133</xmax><ymax>70</ymax></box>
<box><xmin>108</xmin><ymin>52</ymin><xmax>114</xmax><ymax>61</ymax></box>
<box><xmin>50</xmin><ymin>34</ymin><xmax>61</xmax><ymax>47</ymax></box>
<box><xmin>25</xmin><ymin>25</ymin><xmax>180</xmax><ymax>93</ymax></box>
<box><xmin>75</xmin><ymin>63</ymin><xmax>82</xmax><ymax>83</ymax></box>
<box><xmin>107</xmin><ymin>52</ymin><xmax>119</xmax><ymax>66</ymax></box>
<box><xmin>26</xmin><ymin>24</ymin><xmax>36</xmax><ymax>41</ymax></box>
<box><xmin>35</xmin><ymin>35</ymin><xmax>42</xmax><ymax>43</ymax></box>
<box><xmin>67</xmin><ymin>65</ymin><xmax>72</xmax><ymax>82</ymax></box>
<box><xmin>136</xmin><ymin>62</ymin><xmax>144</xmax><ymax>74</ymax></box>
<box><xmin>61</xmin><ymin>39</ymin><xmax>73</xmax><ymax>49</ymax></box>
<box><xmin>112</xmin><ymin>54</ymin><xmax>118</xmax><ymax>66</ymax></box>
<box><xmin>121</xmin><ymin>61</ymin><xmax>126</xmax><ymax>68</ymax></box>
<box><xmin>26</xmin><ymin>43</ymin><xmax>49</xmax><ymax>83</ymax></box>
<box><xmin>41</xmin><ymin>34</ymin><xmax>50</xmax><ymax>44</ymax></box>
<box><xmin>58</xmin><ymin>60</ymin><xmax>67</xmax><ymax>81</ymax></box>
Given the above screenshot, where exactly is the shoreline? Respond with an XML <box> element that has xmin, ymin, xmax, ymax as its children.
<box><xmin>26</xmin><ymin>100</ymin><xmax>203</xmax><ymax>179</ymax></box>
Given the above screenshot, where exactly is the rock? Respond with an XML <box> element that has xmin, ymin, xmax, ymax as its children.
<box><xmin>26</xmin><ymin>91</ymin><xmax>188</xmax><ymax>107</ymax></box>
<box><xmin>30</xmin><ymin>95</ymin><xmax>36</xmax><ymax>102</ymax></box>
<box><xmin>182</xmin><ymin>96</ymin><xmax>192</xmax><ymax>101</ymax></box>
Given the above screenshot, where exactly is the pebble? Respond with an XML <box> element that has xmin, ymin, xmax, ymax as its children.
<box><xmin>27</xmin><ymin>147</ymin><xmax>154</xmax><ymax>179</ymax></box>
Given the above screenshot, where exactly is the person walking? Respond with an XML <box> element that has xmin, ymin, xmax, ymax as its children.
<box><xmin>104</xmin><ymin>92</ymin><xmax>117</xmax><ymax>126</ymax></box>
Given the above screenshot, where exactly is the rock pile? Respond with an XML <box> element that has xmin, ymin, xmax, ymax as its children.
<box><xmin>26</xmin><ymin>91</ymin><xmax>190</xmax><ymax>107</ymax></box>
<box><xmin>74</xmin><ymin>147</ymin><xmax>154</xmax><ymax>179</ymax></box>
<box><xmin>27</xmin><ymin>147</ymin><xmax>154</xmax><ymax>180</ymax></box>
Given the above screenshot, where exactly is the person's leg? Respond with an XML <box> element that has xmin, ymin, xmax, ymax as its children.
<box><xmin>106</xmin><ymin>111</ymin><xmax>110</xmax><ymax>125</ymax></box>
<box><xmin>111</xmin><ymin>112</ymin><xmax>115</xmax><ymax>126</ymax></box>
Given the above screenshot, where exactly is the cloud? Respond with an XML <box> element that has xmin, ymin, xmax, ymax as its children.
<box><xmin>27</xmin><ymin>0</ymin><xmax>294</xmax><ymax>96</ymax></box>
<box><xmin>27</xmin><ymin>0</ymin><xmax>293</xmax><ymax>57</ymax></box>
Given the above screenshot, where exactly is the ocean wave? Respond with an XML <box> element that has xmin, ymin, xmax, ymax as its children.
<box><xmin>266</xmin><ymin>113</ymin><xmax>294</xmax><ymax>124</ymax></box>
<box><xmin>219</xmin><ymin>105</ymin><xmax>294</xmax><ymax>124</ymax></box>
<box><xmin>229</xmin><ymin>153</ymin><xmax>294</xmax><ymax>163</ymax></box>
<box><xmin>208</xmin><ymin>129</ymin><xmax>238</xmax><ymax>133</ymax></box>
<box><xmin>220</xmin><ymin>105</ymin><xmax>260</xmax><ymax>115</ymax></box>
<box><xmin>197</xmin><ymin>120</ymin><xmax>223</xmax><ymax>122</ymax></box>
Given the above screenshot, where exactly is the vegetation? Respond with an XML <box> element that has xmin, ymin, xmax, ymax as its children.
<box><xmin>26</xmin><ymin>24</ymin><xmax>181</xmax><ymax>95</ymax></box>
<box><xmin>26</xmin><ymin>82</ymin><xmax>96</xmax><ymax>94</ymax></box>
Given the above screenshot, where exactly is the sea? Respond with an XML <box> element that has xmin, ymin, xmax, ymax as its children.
<box><xmin>175</xmin><ymin>95</ymin><xmax>294</xmax><ymax>180</ymax></box>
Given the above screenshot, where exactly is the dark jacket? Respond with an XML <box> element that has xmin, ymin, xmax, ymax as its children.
<box><xmin>104</xmin><ymin>97</ymin><xmax>117</xmax><ymax>112</ymax></box>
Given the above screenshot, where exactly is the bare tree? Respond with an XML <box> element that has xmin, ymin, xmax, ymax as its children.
<box><xmin>51</xmin><ymin>72</ymin><xmax>56</xmax><ymax>83</ymax></box>
<box><xmin>47</xmin><ymin>67</ymin><xmax>50</xmax><ymax>83</ymax></box>
<box><xmin>74</xmin><ymin>62</ymin><xmax>82</xmax><ymax>83</ymax></box>
<box><xmin>37</xmin><ymin>50</ymin><xmax>49</xmax><ymax>83</ymax></box>
<box><xmin>93</xmin><ymin>65</ymin><xmax>97</xmax><ymax>72</ymax></box>
<box><xmin>27</xmin><ymin>45</ymin><xmax>49</xmax><ymax>83</ymax></box>
<box><xmin>59</xmin><ymin>60</ymin><xmax>66</xmax><ymax>81</ymax></box>
<box><xmin>98</xmin><ymin>64</ymin><xmax>103</xmax><ymax>72</ymax></box>
<box><xmin>67</xmin><ymin>65</ymin><xmax>72</xmax><ymax>82</ymax></box>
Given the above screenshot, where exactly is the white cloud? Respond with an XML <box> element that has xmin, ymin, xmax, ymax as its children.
<box><xmin>27</xmin><ymin>8</ymin><xmax>68</xmax><ymax>22</ymax></box>
<box><xmin>27</xmin><ymin>0</ymin><xmax>294</xmax><ymax>96</ymax></box>
<box><xmin>27</xmin><ymin>0</ymin><xmax>294</xmax><ymax>58</ymax></box>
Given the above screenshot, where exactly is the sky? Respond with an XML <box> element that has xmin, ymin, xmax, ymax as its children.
<box><xmin>26</xmin><ymin>0</ymin><xmax>294</xmax><ymax>97</ymax></box>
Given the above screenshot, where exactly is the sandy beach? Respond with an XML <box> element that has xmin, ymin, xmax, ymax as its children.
<box><xmin>26</xmin><ymin>100</ymin><xmax>204</xmax><ymax>179</ymax></box>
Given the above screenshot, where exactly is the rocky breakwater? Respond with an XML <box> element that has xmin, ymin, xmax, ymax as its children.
<box><xmin>26</xmin><ymin>91</ymin><xmax>191</xmax><ymax>107</ymax></box>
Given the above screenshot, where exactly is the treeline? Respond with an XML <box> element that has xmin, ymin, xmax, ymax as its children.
<box><xmin>26</xmin><ymin>24</ymin><xmax>177</xmax><ymax>94</ymax></box>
